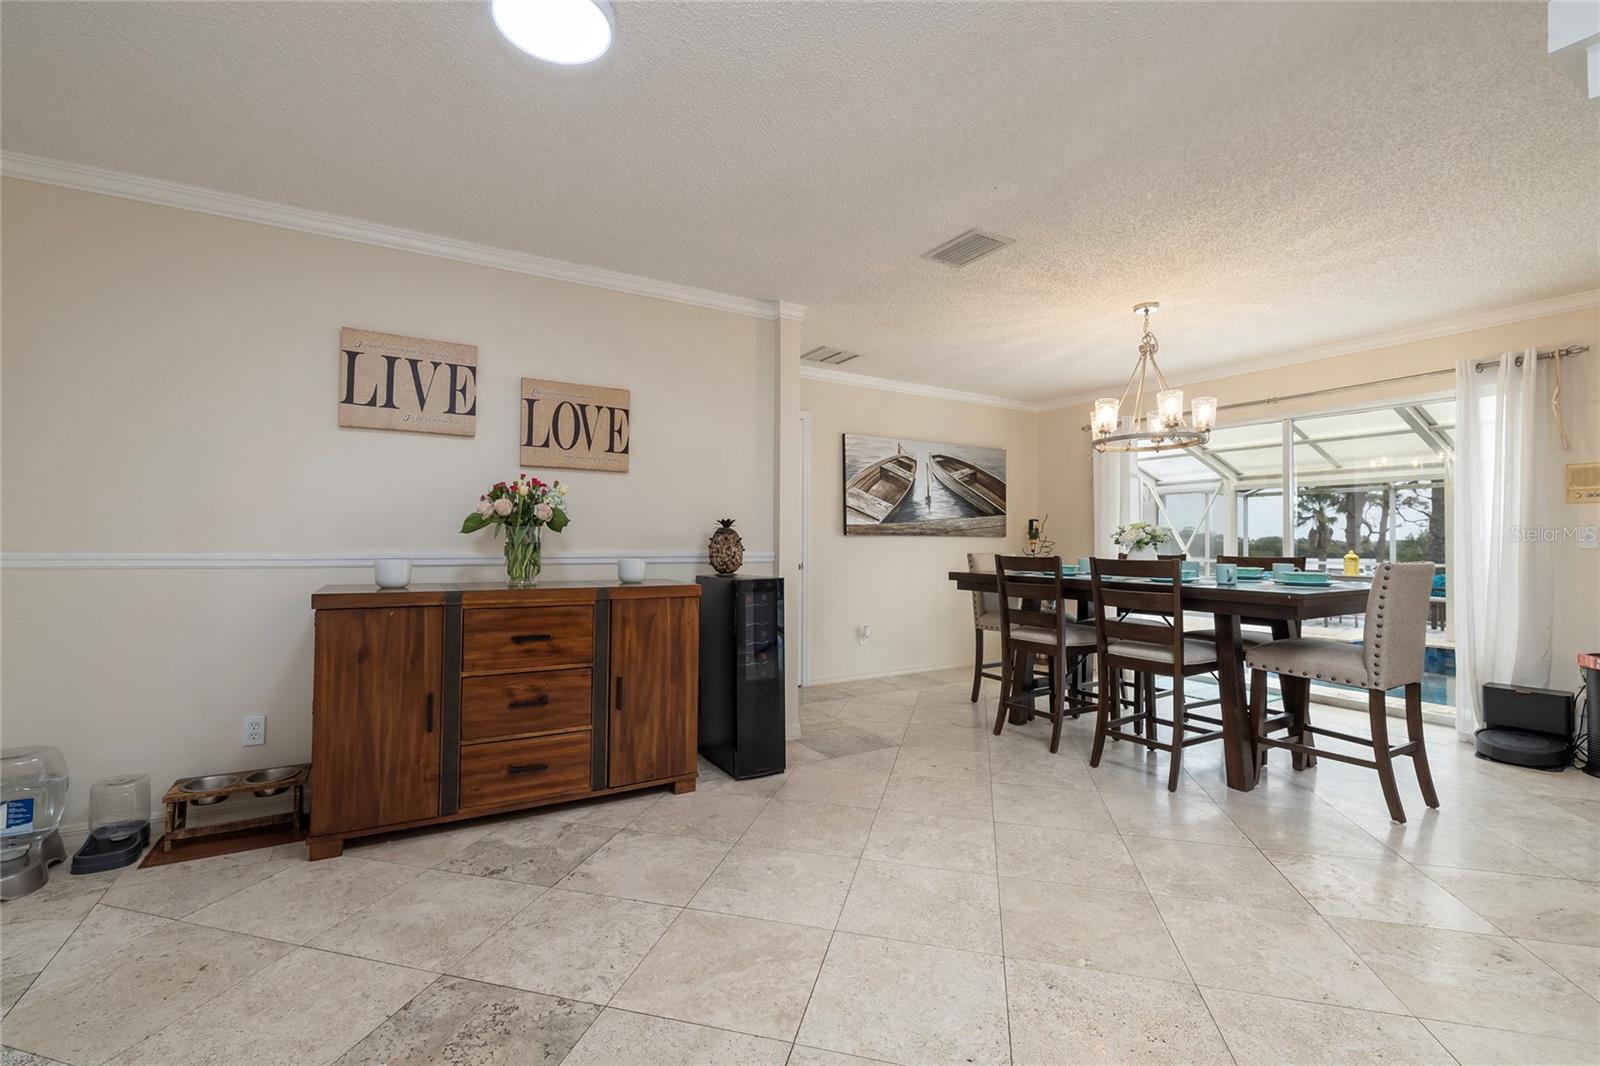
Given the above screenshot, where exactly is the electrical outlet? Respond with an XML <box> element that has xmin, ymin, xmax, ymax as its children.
<box><xmin>242</xmin><ymin>715</ymin><xmax>266</xmax><ymax>746</ymax></box>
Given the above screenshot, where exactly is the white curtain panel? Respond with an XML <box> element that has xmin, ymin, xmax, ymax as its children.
<box><xmin>1091</xmin><ymin>419</ymin><xmax>1143</xmax><ymax>557</ymax></box>
<box><xmin>1452</xmin><ymin>349</ymin><xmax>1553</xmax><ymax>737</ymax></box>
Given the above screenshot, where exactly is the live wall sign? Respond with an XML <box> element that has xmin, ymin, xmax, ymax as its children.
<box><xmin>338</xmin><ymin>327</ymin><xmax>478</xmax><ymax>436</ymax></box>
<box><xmin>520</xmin><ymin>377</ymin><xmax>631</xmax><ymax>472</ymax></box>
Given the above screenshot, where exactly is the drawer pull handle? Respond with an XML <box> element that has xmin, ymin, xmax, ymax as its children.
<box><xmin>508</xmin><ymin>694</ymin><xmax>550</xmax><ymax>710</ymax></box>
<box><xmin>511</xmin><ymin>634</ymin><xmax>553</xmax><ymax>645</ymax></box>
<box><xmin>507</xmin><ymin>762</ymin><xmax>549</xmax><ymax>775</ymax></box>
<box><xmin>425</xmin><ymin>693</ymin><xmax>435</xmax><ymax>733</ymax></box>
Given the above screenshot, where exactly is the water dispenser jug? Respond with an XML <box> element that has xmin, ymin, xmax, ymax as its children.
<box><xmin>1</xmin><ymin>745</ymin><xmax>69</xmax><ymax>900</ymax></box>
<box><xmin>72</xmin><ymin>773</ymin><xmax>152</xmax><ymax>874</ymax></box>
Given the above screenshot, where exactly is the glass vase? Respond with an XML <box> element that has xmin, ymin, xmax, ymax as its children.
<box><xmin>503</xmin><ymin>522</ymin><xmax>541</xmax><ymax>588</ymax></box>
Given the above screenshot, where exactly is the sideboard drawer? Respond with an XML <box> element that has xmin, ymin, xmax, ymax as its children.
<box><xmin>461</xmin><ymin>668</ymin><xmax>592</xmax><ymax>742</ymax></box>
<box><xmin>462</xmin><ymin>606</ymin><xmax>594</xmax><ymax>674</ymax></box>
<box><xmin>458</xmin><ymin>732</ymin><xmax>592</xmax><ymax>811</ymax></box>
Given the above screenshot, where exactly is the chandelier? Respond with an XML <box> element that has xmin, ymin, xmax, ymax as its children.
<box><xmin>1090</xmin><ymin>302</ymin><xmax>1217</xmax><ymax>453</ymax></box>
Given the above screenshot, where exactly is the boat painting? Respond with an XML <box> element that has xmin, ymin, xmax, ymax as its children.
<box><xmin>842</xmin><ymin>434</ymin><xmax>1007</xmax><ymax>537</ymax></box>
<box><xmin>845</xmin><ymin>445</ymin><xmax>917</xmax><ymax>524</ymax></box>
<box><xmin>930</xmin><ymin>453</ymin><xmax>1006</xmax><ymax>516</ymax></box>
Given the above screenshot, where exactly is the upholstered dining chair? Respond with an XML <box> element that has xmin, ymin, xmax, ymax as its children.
<box><xmin>1246</xmin><ymin>561</ymin><xmax>1438</xmax><ymax>823</ymax></box>
<box><xmin>1087</xmin><ymin>557</ymin><xmax>1226</xmax><ymax>791</ymax></box>
<box><xmin>967</xmin><ymin>552</ymin><xmax>1005</xmax><ymax>703</ymax></box>
<box><xmin>992</xmin><ymin>555</ymin><xmax>1097</xmax><ymax>753</ymax></box>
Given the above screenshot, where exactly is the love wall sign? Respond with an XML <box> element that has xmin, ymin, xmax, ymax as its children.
<box><xmin>520</xmin><ymin>378</ymin><xmax>631</xmax><ymax>472</ymax></box>
<box><xmin>338</xmin><ymin>327</ymin><xmax>478</xmax><ymax>436</ymax></box>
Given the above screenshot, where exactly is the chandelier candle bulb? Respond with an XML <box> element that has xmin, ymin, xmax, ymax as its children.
<box><xmin>1157</xmin><ymin>388</ymin><xmax>1185</xmax><ymax>428</ymax></box>
<box><xmin>1191</xmin><ymin>396</ymin><xmax>1218</xmax><ymax>432</ymax></box>
<box><xmin>1092</xmin><ymin>398</ymin><xmax>1121</xmax><ymax>437</ymax></box>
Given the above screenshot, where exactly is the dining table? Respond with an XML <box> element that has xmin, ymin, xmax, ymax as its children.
<box><xmin>947</xmin><ymin>566</ymin><xmax>1371</xmax><ymax>792</ymax></box>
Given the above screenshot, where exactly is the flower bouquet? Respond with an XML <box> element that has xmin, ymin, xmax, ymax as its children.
<box><xmin>1111</xmin><ymin>521</ymin><xmax>1172</xmax><ymax>560</ymax></box>
<box><xmin>461</xmin><ymin>473</ymin><xmax>571</xmax><ymax>587</ymax></box>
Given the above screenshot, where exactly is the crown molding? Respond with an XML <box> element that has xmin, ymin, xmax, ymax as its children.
<box><xmin>798</xmin><ymin>364</ymin><xmax>1037</xmax><ymax>412</ymax></box>
<box><xmin>0</xmin><ymin>549</ymin><xmax>774</xmax><ymax>571</ymax></box>
<box><xmin>1033</xmin><ymin>288</ymin><xmax>1600</xmax><ymax>412</ymax></box>
<box><xmin>802</xmin><ymin>288</ymin><xmax>1598</xmax><ymax>413</ymax></box>
<box><xmin>0</xmin><ymin>152</ymin><xmax>798</xmax><ymax>322</ymax></box>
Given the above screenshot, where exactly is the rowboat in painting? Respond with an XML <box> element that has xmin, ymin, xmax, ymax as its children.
<box><xmin>846</xmin><ymin>446</ymin><xmax>916</xmax><ymax>523</ymax></box>
<box><xmin>930</xmin><ymin>454</ymin><xmax>1006</xmax><ymax>515</ymax></box>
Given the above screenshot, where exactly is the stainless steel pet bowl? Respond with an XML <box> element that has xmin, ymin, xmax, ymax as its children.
<box><xmin>178</xmin><ymin>774</ymin><xmax>239</xmax><ymax>805</ymax></box>
<box><xmin>245</xmin><ymin>767</ymin><xmax>299</xmax><ymax>798</ymax></box>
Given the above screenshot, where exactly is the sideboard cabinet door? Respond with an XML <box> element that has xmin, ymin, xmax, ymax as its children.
<box><xmin>312</xmin><ymin>607</ymin><xmax>443</xmax><ymax>834</ymax></box>
<box><xmin>607</xmin><ymin>596</ymin><xmax>698</xmax><ymax>788</ymax></box>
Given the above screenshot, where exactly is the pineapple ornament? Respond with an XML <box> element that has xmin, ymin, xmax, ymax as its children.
<box><xmin>708</xmin><ymin>518</ymin><xmax>744</xmax><ymax>574</ymax></box>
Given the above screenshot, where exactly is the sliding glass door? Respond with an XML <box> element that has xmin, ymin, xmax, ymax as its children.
<box><xmin>1134</xmin><ymin>395</ymin><xmax>1456</xmax><ymax>713</ymax></box>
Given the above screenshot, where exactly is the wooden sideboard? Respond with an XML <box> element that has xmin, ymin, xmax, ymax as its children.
<box><xmin>307</xmin><ymin>580</ymin><xmax>699</xmax><ymax>859</ymax></box>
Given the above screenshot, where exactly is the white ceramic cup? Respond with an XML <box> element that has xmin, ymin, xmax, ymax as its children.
<box><xmin>374</xmin><ymin>558</ymin><xmax>412</xmax><ymax>589</ymax></box>
<box><xmin>618</xmin><ymin>558</ymin><xmax>647</xmax><ymax>584</ymax></box>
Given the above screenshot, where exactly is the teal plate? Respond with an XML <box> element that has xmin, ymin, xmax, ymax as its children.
<box><xmin>1274</xmin><ymin>573</ymin><xmax>1331</xmax><ymax>586</ymax></box>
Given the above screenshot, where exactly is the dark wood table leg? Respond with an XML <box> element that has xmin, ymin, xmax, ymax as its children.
<box><xmin>1008</xmin><ymin>596</ymin><xmax>1046</xmax><ymax>725</ymax></box>
<box><xmin>1264</xmin><ymin>619</ymin><xmax>1315</xmax><ymax>769</ymax></box>
<box><xmin>1212</xmin><ymin>613</ymin><xmax>1257</xmax><ymax>791</ymax></box>
<box><xmin>1010</xmin><ymin>648</ymin><xmax>1038</xmax><ymax>724</ymax></box>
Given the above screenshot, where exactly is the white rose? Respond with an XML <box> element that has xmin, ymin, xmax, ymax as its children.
<box><xmin>534</xmin><ymin>502</ymin><xmax>553</xmax><ymax>522</ymax></box>
<box><xmin>557</xmin><ymin>483</ymin><xmax>568</xmax><ymax>496</ymax></box>
<box><xmin>492</xmin><ymin>498</ymin><xmax>513</xmax><ymax>517</ymax></box>
<box><xmin>476</xmin><ymin>500</ymin><xmax>494</xmax><ymax>518</ymax></box>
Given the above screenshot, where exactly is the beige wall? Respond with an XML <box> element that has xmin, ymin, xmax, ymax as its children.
<box><xmin>1</xmin><ymin>178</ymin><xmax>778</xmax><ymax>826</ymax></box>
<box><xmin>1039</xmin><ymin>304</ymin><xmax>1600</xmax><ymax>694</ymax></box>
<box><xmin>800</xmin><ymin>377</ymin><xmax>1038</xmax><ymax>683</ymax></box>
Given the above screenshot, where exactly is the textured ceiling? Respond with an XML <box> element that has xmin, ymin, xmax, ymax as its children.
<box><xmin>3</xmin><ymin>1</ymin><xmax>1596</xmax><ymax>400</ymax></box>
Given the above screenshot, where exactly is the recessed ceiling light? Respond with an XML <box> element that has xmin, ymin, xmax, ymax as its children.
<box><xmin>491</xmin><ymin>0</ymin><xmax>614</xmax><ymax>66</ymax></box>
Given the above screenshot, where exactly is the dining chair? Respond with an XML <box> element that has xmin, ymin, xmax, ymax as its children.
<box><xmin>992</xmin><ymin>555</ymin><xmax>1097</xmax><ymax>753</ymax></box>
<box><xmin>1191</xmin><ymin>554</ymin><xmax>1308</xmax><ymax>646</ymax></box>
<box><xmin>967</xmin><ymin>552</ymin><xmax>1005</xmax><ymax>703</ymax></box>
<box><xmin>1246</xmin><ymin>561</ymin><xmax>1438</xmax><ymax>823</ymax></box>
<box><xmin>1087</xmin><ymin>557</ymin><xmax>1226</xmax><ymax>791</ymax></box>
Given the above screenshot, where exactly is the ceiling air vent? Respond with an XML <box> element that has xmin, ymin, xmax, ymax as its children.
<box><xmin>923</xmin><ymin>228</ymin><xmax>1014</xmax><ymax>267</ymax></box>
<box><xmin>801</xmin><ymin>346</ymin><xmax>863</xmax><ymax>366</ymax></box>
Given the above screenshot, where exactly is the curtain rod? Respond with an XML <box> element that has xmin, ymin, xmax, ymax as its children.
<box><xmin>1226</xmin><ymin>343</ymin><xmax>1589</xmax><ymax>412</ymax></box>
<box><xmin>1079</xmin><ymin>344</ymin><xmax>1589</xmax><ymax>428</ymax></box>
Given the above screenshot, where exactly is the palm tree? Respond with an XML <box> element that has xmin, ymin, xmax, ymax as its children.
<box><xmin>1295</xmin><ymin>491</ymin><xmax>1343</xmax><ymax>563</ymax></box>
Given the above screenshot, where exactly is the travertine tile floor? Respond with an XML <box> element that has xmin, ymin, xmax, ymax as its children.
<box><xmin>4</xmin><ymin>667</ymin><xmax>1598</xmax><ymax>1064</ymax></box>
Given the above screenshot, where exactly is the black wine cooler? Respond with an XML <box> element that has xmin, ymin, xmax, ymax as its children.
<box><xmin>696</xmin><ymin>575</ymin><xmax>785</xmax><ymax>779</ymax></box>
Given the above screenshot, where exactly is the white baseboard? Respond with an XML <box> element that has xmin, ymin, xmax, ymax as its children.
<box><xmin>804</xmin><ymin>661</ymin><xmax>967</xmax><ymax>686</ymax></box>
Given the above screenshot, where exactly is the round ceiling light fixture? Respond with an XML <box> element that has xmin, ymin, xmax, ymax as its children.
<box><xmin>491</xmin><ymin>0</ymin><xmax>614</xmax><ymax>66</ymax></box>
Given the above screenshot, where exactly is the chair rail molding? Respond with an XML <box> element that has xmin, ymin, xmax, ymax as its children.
<box><xmin>0</xmin><ymin>550</ymin><xmax>775</xmax><ymax>571</ymax></box>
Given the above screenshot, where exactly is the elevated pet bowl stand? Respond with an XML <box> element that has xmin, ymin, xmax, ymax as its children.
<box><xmin>160</xmin><ymin>765</ymin><xmax>308</xmax><ymax>853</ymax></box>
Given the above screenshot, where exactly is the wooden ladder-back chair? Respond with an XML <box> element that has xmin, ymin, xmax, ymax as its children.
<box><xmin>992</xmin><ymin>555</ymin><xmax>1097</xmax><ymax>754</ymax></box>
<box><xmin>1087</xmin><ymin>557</ymin><xmax>1226</xmax><ymax>791</ymax></box>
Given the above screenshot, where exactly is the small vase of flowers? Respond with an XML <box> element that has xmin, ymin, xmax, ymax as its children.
<box><xmin>461</xmin><ymin>473</ymin><xmax>571</xmax><ymax>588</ymax></box>
<box><xmin>1112</xmin><ymin>521</ymin><xmax>1172</xmax><ymax>561</ymax></box>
